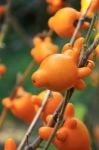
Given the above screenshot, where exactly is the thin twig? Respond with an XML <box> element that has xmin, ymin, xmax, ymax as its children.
<box><xmin>25</xmin><ymin>100</ymin><xmax>64</xmax><ymax>150</ymax></box>
<box><xmin>24</xmin><ymin>136</ymin><xmax>42</xmax><ymax>150</ymax></box>
<box><xmin>79</xmin><ymin>13</ymin><xmax>97</xmax><ymax>64</ymax></box>
<box><xmin>0</xmin><ymin>60</ymin><xmax>35</xmax><ymax>128</ymax></box>
<box><xmin>17</xmin><ymin>90</ymin><xmax>51</xmax><ymax>150</ymax></box>
<box><xmin>70</xmin><ymin>0</ymin><xmax>92</xmax><ymax>46</ymax></box>
<box><xmin>0</xmin><ymin>0</ymin><xmax>11</xmax><ymax>48</ymax></box>
<box><xmin>79</xmin><ymin>37</ymin><xmax>99</xmax><ymax>67</ymax></box>
<box><xmin>43</xmin><ymin>90</ymin><xmax>73</xmax><ymax>150</ymax></box>
<box><xmin>85</xmin><ymin>14</ymin><xmax>97</xmax><ymax>45</ymax></box>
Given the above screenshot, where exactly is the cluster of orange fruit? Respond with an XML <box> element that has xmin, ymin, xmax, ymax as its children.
<box><xmin>2</xmin><ymin>87</ymin><xmax>63</xmax><ymax>124</ymax></box>
<box><xmin>30</xmin><ymin>2</ymin><xmax>99</xmax><ymax>91</ymax></box>
<box><xmin>2</xmin><ymin>0</ymin><xmax>99</xmax><ymax>149</ymax></box>
<box><xmin>46</xmin><ymin>0</ymin><xmax>99</xmax><ymax>16</ymax></box>
<box><xmin>3</xmin><ymin>103</ymin><xmax>91</xmax><ymax>150</ymax></box>
<box><xmin>39</xmin><ymin>103</ymin><xmax>91</xmax><ymax>150</ymax></box>
<box><xmin>32</xmin><ymin>37</ymin><xmax>95</xmax><ymax>91</ymax></box>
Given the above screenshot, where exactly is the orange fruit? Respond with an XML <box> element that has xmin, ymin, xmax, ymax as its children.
<box><xmin>32</xmin><ymin>37</ymin><xmax>94</xmax><ymax>91</ymax></box>
<box><xmin>4</xmin><ymin>138</ymin><xmax>16</xmax><ymax>150</ymax></box>
<box><xmin>47</xmin><ymin>0</ymin><xmax>68</xmax><ymax>14</ymax></box>
<box><xmin>48</xmin><ymin>7</ymin><xmax>89</xmax><ymax>38</ymax></box>
<box><xmin>31</xmin><ymin>36</ymin><xmax>58</xmax><ymax>63</ymax></box>
<box><xmin>39</xmin><ymin>103</ymin><xmax>91</xmax><ymax>150</ymax></box>
<box><xmin>2</xmin><ymin>88</ymin><xmax>35</xmax><ymax>124</ymax></box>
<box><xmin>47</xmin><ymin>0</ymin><xmax>62</xmax><ymax>7</ymax></box>
<box><xmin>32</xmin><ymin>90</ymin><xmax>63</xmax><ymax>122</ymax></box>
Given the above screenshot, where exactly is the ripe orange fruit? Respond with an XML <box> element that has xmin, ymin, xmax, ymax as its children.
<box><xmin>31</xmin><ymin>36</ymin><xmax>58</xmax><ymax>63</ymax></box>
<box><xmin>32</xmin><ymin>90</ymin><xmax>63</xmax><ymax>122</ymax></box>
<box><xmin>32</xmin><ymin>38</ymin><xmax>94</xmax><ymax>91</ymax></box>
<box><xmin>4</xmin><ymin>138</ymin><xmax>16</xmax><ymax>150</ymax></box>
<box><xmin>64</xmin><ymin>103</ymin><xmax>75</xmax><ymax>118</ymax></box>
<box><xmin>46</xmin><ymin>0</ymin><xmax>67</xmax><ymax>14</ymax></box>
<box><xmin>48</xmin><ymin>7</ymin><xmax>89</xmax><ymax>38</ymax></box>
<box><xmin>2</xmin><ymin>88</ymin><xmax>35</xmax><ymax>124</ymax></box>
<box><xmin>47</xmin><ymin>0</ymin><xmax>62</xmax><ymax>6</ymax></box>
<box><xmin>39</xmin><ymin>103</ymin><xmax>91</xmax><ymax>150</ymax></box>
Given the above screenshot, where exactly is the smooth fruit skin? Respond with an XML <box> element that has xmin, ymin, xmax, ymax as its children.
<box><xmin>32</xmin><ymin>90</ymin><xmax>63</xmax><ymax>122</ymax></box>
<box><xmin>39</xmin><ymin>103</ymin><xmax>91</xmax><ymax>150</ymax></box>
<box><xmin>2</xmin><ymin>88</ymin><xmax>36</xmax><ymax>124</ymax></box>
<box><xmin>32</xmin><ymin>54</ymin><xmax>78</xmax><ymax>91</ymax></box>
<box><xmin>4</xmin><ymin>138</ymin><xmax>16</xmax><ymax>150</ymax></box>
<box><xmin>48</xmin><ymin>7</ymin><xmax>89</xmax><ymax>38</ymax></box>
<box><xmin>31</xmin><ymin>36</ymin><xmax>58</xmax><ymax>64</ymax></box>
<box><xmin>80</xmin><ymin>0</ymin><xmax>99</xmax><ymax>17</ymax></box>
<box><xmin>32</xmin><ymin>37</ymin><xmax>94</xmax><ymax>92</ymax></box>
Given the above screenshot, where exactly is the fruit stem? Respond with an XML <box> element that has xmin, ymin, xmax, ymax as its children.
<box><xmin>70</xmin><ymin>0</ymin><xmax>92</xmax><ymax>46</ymax></box>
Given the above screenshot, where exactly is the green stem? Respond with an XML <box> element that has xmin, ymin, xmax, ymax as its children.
<box><xmin>79</xmin><ymin>13</ymin><xmax>97</xmax><ymax>63</ymax></box>
<box><xmin>84</xmin><ymin>14</ymin><xmax>97</xmax><ymax>50</ymax></box>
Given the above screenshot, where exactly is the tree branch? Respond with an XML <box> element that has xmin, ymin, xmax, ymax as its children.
<box><xmin>17</xmin><ymin>90</ymin><xmax>51</xmax><ymax>150</ymax></box>
<box><xmin>70</xmin><ymin>0</ymin><xmax>92</xmax><ymax>46</ymax></box>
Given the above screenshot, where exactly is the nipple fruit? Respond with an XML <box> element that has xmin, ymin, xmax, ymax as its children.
<box><xmin>48</xmin><ymin>7</ymin><xmax>89</xmax><ymax>38</ymax></box>
<box><xmin>32</xmin><ymin>37</ymin><xmax>94</xmax><ymax>91</ymax></box>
